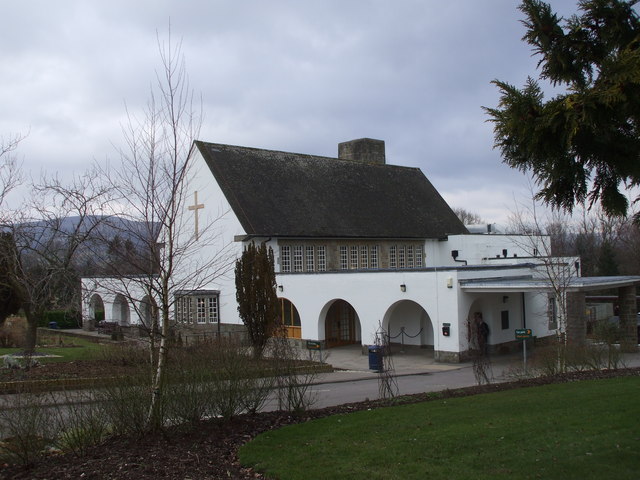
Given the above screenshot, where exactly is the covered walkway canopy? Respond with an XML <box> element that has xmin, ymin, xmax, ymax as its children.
<box><xmin>460</xmin><ymin>275</ymin><xmax>640</xmax><ymax>350</ymax></box>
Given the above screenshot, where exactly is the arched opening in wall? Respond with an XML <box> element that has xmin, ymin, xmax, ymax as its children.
<box><xmin>89</xmin><ymin>294</ymin><xmax>105</xmax><ymax>322</ymax></box>
<box><xmin>278</xmin><ymin>298</ymin><xmax>302</xmax><ymax>339</ymax></box>
<box><xmin>323</xmin><ymin>299</ymin><xmax>361</xmax><ymax>348</ymax></box>
<box><xmin>383</xmin><ymin>300</ymin><xmax>434</xmax><ymax>352</ymax></box>
<box><xmin>139</xmin><ymin>296</ymin><xmax>158</xmax><ymax>332</ymax></box>
<box><xmin>112</xmin><ymin>294</ymin><xmax>130</xmax><ymax>326</ymax></box>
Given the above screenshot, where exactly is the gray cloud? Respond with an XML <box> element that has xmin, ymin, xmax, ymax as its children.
<box><xmin>0</xmin><ymin>0</ymin><xmax>584</xmax><ymax>223</ymax></box>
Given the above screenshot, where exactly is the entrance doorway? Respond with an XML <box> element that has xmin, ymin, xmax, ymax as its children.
<box><xmin>325</xmin><ymin>300</ymin><xmax>359</xmax><ymax>347</ymax></box>
<box><xmin>279</xmin><ymin>298</ymin><xmax>302</xmax><ymax>339</ymax></box>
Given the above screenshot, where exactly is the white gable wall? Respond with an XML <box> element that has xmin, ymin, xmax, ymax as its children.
<box><xmin>177</xmin><ymin>149</ymin><xmax>247</xmax><ymax>325</ymax></box>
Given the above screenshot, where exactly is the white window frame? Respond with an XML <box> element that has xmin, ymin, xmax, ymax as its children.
<box><xmin>415</xmin><ymin>247</ymin><xmax>423</xmax><ymax>267</ymax></box>
<box><xmin>407</xmin><ymin>245</ymin><xmax>414</xmax><ymax>268</ymax></box>
<box><xmin>350</xmin><ymin>246</ymin><xmax>358</xmax><ymax>269</ymax></box>
<box><xmin>398</xmin><ymin>246</ymin><xmax>406</xmax><ymax>269</ymax></box>
<box><xmin>281</xmin><ymin>246</ymin><xmax>291</xmax><ymax>272</ymax></box>
<box><xmin>175</xmin><ymin>291</ymin><xmax>219</xmax><ymax>324</ymax></box>
<box><xmin>317</xmin><ymin>246</ymin><xmax>327</xmax><ymax>271</ymax></box>
<box><xmin>360</xmin><ymin>245</ymin><xmax>368</xmax><ymax>269</ymax></box>
<box><xmin>293</xmin><ymin>246</ymin><xmax>303</xmax><ymax>272</ymax></box>
<box><xmin>340</xmin><ymin>246</ymin><xmax>348</xmax><ymax>270</ymax></box>
<box><xmin>370</xmin><ymin>245</ymin><xmax>379</xmax><ymax>269</ymax></box>
<box><xmin>306</xmin><ymin>246</ymin><xmax>315</xmax><ymax>272</ymax></box>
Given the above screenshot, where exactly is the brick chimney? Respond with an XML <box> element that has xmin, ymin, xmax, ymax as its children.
<box><xmin>338</xmin><ymin>138</ymin><xmax>385</xmax><ymax>165</ymax></box>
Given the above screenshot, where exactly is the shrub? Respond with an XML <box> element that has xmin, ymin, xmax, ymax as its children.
<box><xmin>0</xmin><ymin>391</ymin><xmax>55</xmax><ymax>465</ymax></box>
<box><xmin>39</xmin><ymin>310</ymin><xmax>82</xmax><ymax>329</ymax></box>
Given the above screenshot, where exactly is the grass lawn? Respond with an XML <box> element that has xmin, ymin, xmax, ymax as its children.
<box><xmin>0</xmin><ymin>333</ymin><xmax>104</xmax><ymax>363</ymax></box>
<box><xmin>240</xmin><ymin>377</ymin><xmax>640</xmax><ymax>480</ymax></box>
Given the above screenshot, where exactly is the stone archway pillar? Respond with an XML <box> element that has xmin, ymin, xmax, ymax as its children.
<box><xmin>619</xmin><ymin>285</ymin><xmax>638</xmax><ymax>352</ymax></box>
<box><xmin>566</xmin><ymin>291</ymin><xmax>586</xmax><ymax>345</ymax></box>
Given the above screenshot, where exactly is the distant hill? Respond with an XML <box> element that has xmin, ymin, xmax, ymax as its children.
<box><xmin>10</xmin><ymin>215</ymin><xmax>157</xmax><ymax>276</ymax></box>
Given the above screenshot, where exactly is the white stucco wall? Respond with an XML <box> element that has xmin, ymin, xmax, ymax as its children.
<box><xmin>427</xmin><ymin>234</ymin><xmax>549</xmax><ymax>267</ymax></box>
<box><xmin>174</xmin><ymin>149</ymin><xmax>246</xmax><ymax>325</ymax></box>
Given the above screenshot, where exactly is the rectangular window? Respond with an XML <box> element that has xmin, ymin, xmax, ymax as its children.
<box><xmin>197</xmin><ymin>297</ymin><xmax>206</xmax><ymax>324</ymax></box>
<box><xmin>293</xmin><ymin>246</ymin><xmax>303</xmax><ymax>272</ymax></box>
<box><xmin>281</xmin><ymin>246</ymin><xmax>291</xmax><ymax>273</ymax></box>
<box><xmin>360</xmin><ymin>245</ymin><xmax>368</xmax><ymax>269</ymax></box>
<box><xmin>501</xmin><ymin>310</ymin><xmax>509</xmax><ymax>330</ymax></box>
<box><xmin>390</xmin><ymin>245</ymin><xmax>397</xmax><ymax>269</ymax></box>
<box><xmin>175</xmin><ymin>292</ymin><xmax>219</xmax><ymax>324</ymax></box>
<box><xmin>370</xmin><ymin>245</ymin><xmax>379</xmax><ymax>269</ymax></box>
<box><xmin>350</xmin><ymin>246</ymin><xmax>358</xmax><ymax>269</ymax></box>
<box><xmin>398</xmin><ymin>246</ymin><xmax>406</xmax><ymax>269</ymax></box>
<box><xmin>207</xmin><ymin>296</ymin><xmax>218</xmax><ymax>323</ymax></box>
<box><xmin>177</xmin><ymin>296</ymin><xmax>194</xmax><ymax>324</ymax></box>
<box><xmin>176</xmin><ymin>296</ymin><xmax>184</xmax><ymax>323</ymax></box>
<box><xmin>317</xmin><ymin>246</ymin><xmax>326</xmax><ymax>271</ymax></box>
<box><xmin>415</xmin><ymin>247</ymin><xmax>423</xmax><ymax>268</ymax></box>
<box><xmin>407</xmin><ymin>245</ymin><xmax>414</xmax><ymax>268</ymax></box>
<box><xmin>340</xmin><ymin>246</ymin><xmax>348</xmax><ymax>270</ymax></box>
<box><xmin>306</xmin><ymin>246</ymin><xmax>315</xmax><ymax>272</ymax></box>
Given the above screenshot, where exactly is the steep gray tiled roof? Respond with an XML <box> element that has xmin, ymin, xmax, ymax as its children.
<box><xmin>195</xmin><ymin>141</ymin><xmax>468</xmax><ymax>239</ymax></box>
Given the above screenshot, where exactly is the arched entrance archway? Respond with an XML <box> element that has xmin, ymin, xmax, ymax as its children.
<box><xmin>278</xmin><ymin>298</ymin><xmax>301</xmax><ymax>339</ymax></box>
<box><xmin>89</xmin><ymin>294</ymin><xmax>105</xmax><ymax>322</ymax></box>
<box><xmin>140</xmin><ymin>296</ymin><xmax>158</xmax><ymax>331</ymax></box>
<box><xmin>324</xmin><ymin>300</ymin><xmax>361</xmax><ymax>348</ymax></box>
<box><xmin>383</xmin><ymin>300</ymin><xmax>433</xmax><ymax>349</ymax></box>
<box><xmin>112</xmin><ymin>294</ymin><xmax>130</xmax><ymax>326</ymax></box>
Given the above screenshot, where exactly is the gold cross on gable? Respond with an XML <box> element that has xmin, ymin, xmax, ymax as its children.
<box><xmin>188</xmin><ymin>191</ymin><xmax>205</xmax><ymax>240</ymax></box>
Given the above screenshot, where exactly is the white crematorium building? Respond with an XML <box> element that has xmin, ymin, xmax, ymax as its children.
<box><xmin>82</xmin><ymin>138</ymin><xmax>639</xmax><ymax>362</ymax></box>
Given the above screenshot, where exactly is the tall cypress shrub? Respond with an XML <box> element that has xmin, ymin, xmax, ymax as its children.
<box><xmin>235</xmin><ymin>242</ymin><xmax>278</xmax><ymax>359</ymax></box>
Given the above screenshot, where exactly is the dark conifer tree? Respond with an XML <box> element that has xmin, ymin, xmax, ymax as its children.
<box><xmin>0</xmin><ymin>233</ymin><xmax>23</xmax><ymax>326</ymax></box>
<box><xmin>485</xmin><ymin>0</ymin><xmax>640</xmax><ymax>221</ymax></box>
<box><xmin>235</xmin><ymin>242</ymin><xmax>278</xmax><ymax>359</ymax></box>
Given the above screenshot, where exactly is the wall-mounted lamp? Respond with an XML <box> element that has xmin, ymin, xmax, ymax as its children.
<box><xmin>502</xmin><ymin>295</ymin><xmax>509</xmax><ymax>303</ymax></box>
<box><xmin>278</xmin><ymin>285</ymin><xmax>284</xmax><ymax>292</ymax></box>
<box><xmin>446</xmin><ymin>277</ymin><xmax>453</xmax><ymax>288</ymax></box>
<box><xmin>400</xmin><ymin>284</ymin><xmax>406</xmax><ymax>292</ymax></box>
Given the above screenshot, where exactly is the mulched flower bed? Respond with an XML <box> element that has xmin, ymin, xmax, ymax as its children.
<box><xmin>2</xmin><ymin>367</ymin><xmax>639</xmax><ymax>480</ymax></box>
<box><xmin>0</xmin><ymin>359</ymin><xmax>141</xmax><ymax>383</ymax></box>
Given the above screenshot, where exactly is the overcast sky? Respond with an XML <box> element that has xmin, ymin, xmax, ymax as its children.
<box><xmin>0</xmin><ymin>1</ymin><xmax>585</xmax><ymax>224</ymax></box>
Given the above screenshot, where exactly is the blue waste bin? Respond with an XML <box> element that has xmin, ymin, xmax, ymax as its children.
<box><xmin>48</xmin><ymin>321</ymin><xmax>58</xmax><ymax>329</ymax></box>
<box><xmin>368</xmin><ymin>345</ymin><xmax>383</xmax><ymax>371</ymax></box>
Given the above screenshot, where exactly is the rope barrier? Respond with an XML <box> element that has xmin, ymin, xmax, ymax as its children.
<box><xmin>387</xmin><ymin>326</ymin><xmax>423</xmax><ymax>344</ymax></box>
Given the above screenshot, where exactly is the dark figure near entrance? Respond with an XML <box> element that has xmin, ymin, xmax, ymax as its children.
<box><xmin>475</xmin><ymin>312</ymin><xmax>489</xmax><ymax>355</ymax></box>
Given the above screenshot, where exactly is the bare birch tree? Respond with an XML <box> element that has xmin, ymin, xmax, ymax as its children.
<box><xmin>507</xmin><ymin>196</ymin><xmax>578</xmax><ymax>346</ymax></box>
<box><xmin>97</xmin><ymin>36</ymin><xmax>234</xmax><ymax>430</ymax></box>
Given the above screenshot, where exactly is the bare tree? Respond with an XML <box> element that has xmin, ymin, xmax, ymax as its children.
<box><xmin>0</xmin><ymin>132</ymin><xmax>25</xmax><ymax>211</ymax></box>
<box><xmin>507</xmin><ymin>192</ymin><xmax>580</xmax><ymax>351</ymax></box>
<box><xmin>452</xmin><ymin>207</ymin><xmax>484</xmax><ymax>225</ymax></box>
<box><xmin>96</xmin><ymin>35</ymin><xmax>234</xmax><ymax>431</ymax></box>
<box><xmin>6</xmin><ymin>169</ymin><xmax>112</xmax><ymax>352</ymax></box>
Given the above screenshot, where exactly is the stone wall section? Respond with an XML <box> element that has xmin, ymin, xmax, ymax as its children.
<box><xmin>619</xmin><ymin>285</ymin><xmax>638</xmax><ymax>352</ymax></box>
<box><xmin>565</xmin><ymin>291</ymin><xmax>586</xmax><ymax>345</ymax></box>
